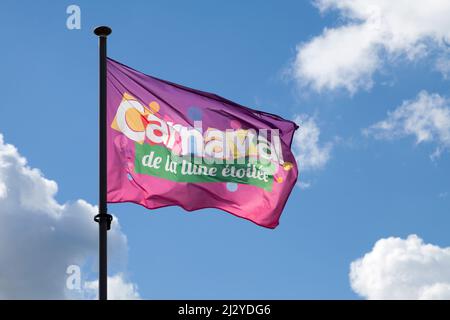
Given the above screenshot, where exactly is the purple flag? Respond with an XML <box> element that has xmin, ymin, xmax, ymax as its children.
<box><xmin>107</xmin><ymin>58</ymin><xmax>298</xmax><ymax>228</ymax></box>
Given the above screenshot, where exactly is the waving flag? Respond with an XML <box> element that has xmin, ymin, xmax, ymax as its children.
<box><xmin>106</xmin><ymin>58</ymin><xmax>298</xmax><ymax>228</ymax></box>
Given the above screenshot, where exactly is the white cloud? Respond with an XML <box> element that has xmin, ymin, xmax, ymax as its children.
<box><xmin>297</xmin><ymin>181</ymin><xmax>312</xmax><ymax>190</ymax></box>
<box><xmin>85</xmin><ymin>273</ymin><xmax>140</xmax><ymax>300</ymax></box>
<box><xmin>363</xmin><ymin>91</ymin><xmax>450</xmax><ymax>158</ymax></box>
<box><xmin>0</xmin><ymin>133</ymin><xmax>139</xmax><ymax>299</ymax></box>
<box><xmin>350</xmin><ymin>234</ymin><xmax>450</xmax><ymax>299</ymax></box>
<box><xmin>293</xmin><ymin>0</ymin><xmax>450</xmax><ymax>93</ymax></box>
<box><xmin>438</xmin><ymin>191</ymin><xmax>448</xmax><ymax>198</ymax></box>
<box><xmin>435</xmin><ymin>55</ymin><xmax>450</xmax><ymax>79</ymax></box>
<box><xmin>293</xmin><ymin>114</ymin><xmax>332</xmax><ymax>172</ymax></box>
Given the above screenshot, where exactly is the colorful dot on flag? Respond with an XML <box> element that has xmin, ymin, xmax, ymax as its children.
<box><xmin>127</xmin><ymin>173</ymin><xmax>133</xmax><ymax>181</ymax></box>
<box><xmin>275</xmin><ymin>176</ymin><xmax>283</xmax><ymax>183</ymax></box>
<box><xmin>149</xmin><ymin>101</ymin><xmax>160</xmax><ymax>114</ymax></box>
<box><xmin>187</xmin><ymin>106</ymin><xmax>202</xmax><ymax>120</ymax></box>
<box><xmin>230</xmin><ymin>120</ymin><xmax>241</xmax><ymax>129</ymax></box>
<box><xmin>282</xmin><ymin>162</ymin><xmax>294</xmax><ymax>171</ymax></box>
<box><xmin>126</xmin><ymin>161</ymin><xmax>135</xmax><ymax>172</ymax></box>
<box><xmin>213</xmin><ymin>146</ymin><xmax>223</xmax><ymax>153</ymax></box>
<box><xmin>226</xmin><ymin>182</ymin><xmax>238</xmax><ymax>192</ymax></box>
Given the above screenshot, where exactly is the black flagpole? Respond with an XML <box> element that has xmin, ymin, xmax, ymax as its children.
<box><xmin>93</xmin><ymin>26</ymin><xmax>113</xmax><ymax>301</ymax></box>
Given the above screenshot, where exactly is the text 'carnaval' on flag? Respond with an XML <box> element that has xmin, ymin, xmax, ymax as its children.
<box><xmin>106</xmin><ymin>58</ymin><xmax>299</xmax><ymax>228</ymax></box>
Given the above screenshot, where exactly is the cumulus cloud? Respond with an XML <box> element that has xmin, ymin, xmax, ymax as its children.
<box><xmin>350</xmin><ymin>234</ymin><xmax>450</xmax><ymax>299</ymax></box>
<box><xmin>85</xmin><ymin>273</ymin><xmax>140</xmax><ymax>300</ymax></box>
<box><xmin>293</xmin><ymin>114</ymin><xmax>332</xmax><ymax>172</ymax></box>
<box><xmin>363</xmin><ymin>91</ymin><xmax>450</xmax><ymax>158</ymax></box>
<box><xmin>435</xmin><ymin>55</ymin><xmax>450</xmax><ymax>79</ymax></box>
<box><xmin>293</xmin><ymin>0</ymin><xmax>450</xmax><ymax>93</ymax></box>
<box><xmin>0</xmin><ymin>133</ymin><xmax>139</xmax><ymax>299</ymax></box>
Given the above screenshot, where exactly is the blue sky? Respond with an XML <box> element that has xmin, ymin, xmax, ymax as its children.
<box><xmin>0</xmin><ymin>1</ymin><xmax>449</xmax><ymax>299</ymax></box>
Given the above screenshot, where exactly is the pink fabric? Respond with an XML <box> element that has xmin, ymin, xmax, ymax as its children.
<box><xmin>106</xmin><ymin>58</ymin><xmax>299</xmax><ymax>228</ymax></box>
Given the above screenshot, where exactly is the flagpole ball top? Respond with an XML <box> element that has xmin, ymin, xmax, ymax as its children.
<box><xmin>94</xmin><ymin>26</ymin><xmax>112</xmax><ymax>37</ymax></box>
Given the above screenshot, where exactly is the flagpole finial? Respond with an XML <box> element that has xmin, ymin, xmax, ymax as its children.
<box><xmin>94</xmin><ymin>26</ymin><xmax>112</xmax><ymax>37</ymax></box>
